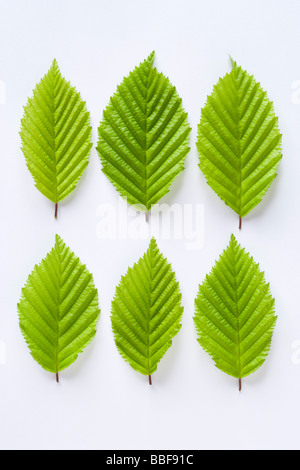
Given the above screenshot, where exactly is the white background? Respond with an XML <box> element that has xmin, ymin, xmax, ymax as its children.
<box><xmin>0</xmin><ymin>0</ymin><xmax>299</xmax><ymax>451</ymax></box>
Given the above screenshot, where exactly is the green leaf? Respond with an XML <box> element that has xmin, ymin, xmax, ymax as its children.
<box><xmin>197</xmin><ymin>58</ymin><xmax>282</xmax><ymax>228</ymax></box>
<box><xmin>18</xmin><ymin>235</ymin><xmax>100</xmax><ymax>381</ymax></box>
<box><xmin>20</xmin><ymin>60</ymin><xmax>92</xmax><ymax>218</ymax></box>
<box><xmin>194</xmin><ymin>234</ymin><xmax>276</xmax><ymax>390</ymax></box>
<box><xmin>111</xmin><ymin>237</ymin><xmax>183</xmax><ymax>384</ymax></box>
<box><xmin>97</xmin><ymin>52</ymin><xmax>191</xmax><ymax>214</ymax></box>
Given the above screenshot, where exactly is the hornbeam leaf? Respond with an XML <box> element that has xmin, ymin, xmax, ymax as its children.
<box><xmin>194</xmin><ymin>234</ymin><xmax>276</xmax><ymax>391</ymax></box>
<box><xmin>20</xmin><ymin>60</ymin><xmax>92</xmax><ymax>218</ymax></box>
<box><xmin>18</xmin><ymin>235</ymin><xmax>100</xmax><ymax>382</ymax></box>
<box><xmin>97</xmin><ymin>52</ymin><xmax>191</xmax><ymax>216</ymax></box>
<box><xmin>111</xmin><ymin>238</ymin><xmax>183</xmax><ymax>384</ymax></box>
<box><xmin>197</xmin><ymin>58</ymin><xmax>282</xmax><ymax>228</ymax></box>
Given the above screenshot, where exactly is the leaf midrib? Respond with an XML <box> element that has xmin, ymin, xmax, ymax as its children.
<box><xmin>147</xmin><ymin>244</ymin><xmax>155</xmax><ymax>376</ymax></box>
<box><xmin>50</xmin><ymin>65</ymin><xmax>59</xmax><ymax>204</ymax></box>
<box><xmin>144</xmin><ymin>63</ymin><xmax>152</xmax><ymax>210</ymax></box>
<box><xmin>55</xmin><ymin>242</ymin><xmax>62</xmax><ymax>374</ymax></box>
<box><xmin>231</xmin><ymin>244</ymin><xmax>242</xmax><ymax>379</ymax></box>
<box><xmin>232</xmin><ymin>66</ymin><xmax>242</xmax><ymax>217</ymax></box>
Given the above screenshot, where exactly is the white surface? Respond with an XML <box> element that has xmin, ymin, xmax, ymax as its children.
<box><xmin>0</xmin><ymin>0</ymin><xmax>299</xmax><ymax>451</ymax></box>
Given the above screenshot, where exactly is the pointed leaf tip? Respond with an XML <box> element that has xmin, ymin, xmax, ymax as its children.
<box><xmin>149</xmin><ymin>236</ymin><xmax>158</xmax><ymax>248</ymax></box>
<box><xmin>51</xmin><ymin>58</ymin><xmax>59</xmax><ymax>71</ymax></box>
<box><xmin>147</xmin><ymin>51</ymin><xmax>155</xmax><ymax>63</ymax></box>
<box><xmin>55</xmin><ymin>234</ymin><xmax>64</xmax><ymax>247</ymax></box>
<box><xmin>229</xmin><ymin>56</ymin><xmax>237</xmax><ymax>69</ymax></box>
<box><xmin>229</xmin><ymin>233</ymin><xmax>237</xmax><ymax>245</ymax></box>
